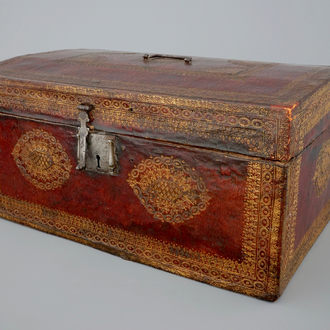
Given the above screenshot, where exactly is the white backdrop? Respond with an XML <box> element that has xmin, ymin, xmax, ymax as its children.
<box><xmin>1</xmin><ymin>0</ymin><xmax>330</xmax><ymax>65</ymax></box>
<box><xmin>1</xmin><ymin>1</ymin><xmax>330</xmax><ymax>329</ymax></box>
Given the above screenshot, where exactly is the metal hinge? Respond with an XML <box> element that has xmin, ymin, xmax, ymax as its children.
<box><xmin>76</xmin><ymin>104</ymin><xmax>119</xmax><ymax>175</ymax></box>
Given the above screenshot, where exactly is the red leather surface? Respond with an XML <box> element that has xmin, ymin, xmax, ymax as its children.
<box><xmin>0</xmin><ymin>115</ymin><xmax>249</xmax><ymax>260</ymax></box>
<box><xmin>295</xmin><ymin>124</ymin><xmax>330</xmax><ymax>248</ymax></box>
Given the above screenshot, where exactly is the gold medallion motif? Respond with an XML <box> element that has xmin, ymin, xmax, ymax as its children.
<box><xmin>127</xmin><ymin>156</ymin><xmax>211</xmax><ymax>223</ymax></box>
<box><xmin>12</xmin><ymin>129</ymin><xmax>72</xmax><ymax>190</ymax></box>
<box><xmin>313</xmin><ymin>139</ymin><xmax>330</xmax><ymax>197</ymax></box>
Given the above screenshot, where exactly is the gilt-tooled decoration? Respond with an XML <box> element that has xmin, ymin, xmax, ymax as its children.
<box><xmin>290</xmin><ymin>81</ymin><xmax>330</xmax><ymax>156</ymax></box>
<box><xmin>313</xmin><ymin>139</ymin><xmax>330</xmax><ymax>197</ymax></box>
<box><xmin>127</xmin><ymin>156</ymin><xmax>211</xmax><ymax>223</ymax></box>
<box><xmin>0</xmin><ymin>161</ymin><xmax>284</xmax><ymax>299</ymax></box>
<box><xmin>12</xmin><ymin>129</ymin><xmax>72</xmax><ymax>190</ymax></box>
<box><xmin>2</xmin><ymin>77</ymin><xmax>330</xmax><ymax>161</ymax></box>
<box><xmin>0</xmin><ymin>84</ymin><xmax>283</xmax><ymax>160</ymax></box>
<box><xmin>281</xmin><ymin>155</ymin><xmax>302</xmax><ymax>277</ymax></box>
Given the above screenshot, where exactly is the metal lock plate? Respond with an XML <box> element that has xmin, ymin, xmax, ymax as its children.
<box><xmin>76</xmin><ymin>105</ymin><xmax>119</xmax><ymax>175</ymax></box>
<box><xmin>85</xmin><ymin>132</ymin><xmax>119</xmax><ymax>175</ymax></box>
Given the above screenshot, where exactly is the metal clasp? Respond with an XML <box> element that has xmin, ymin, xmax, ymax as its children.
<box><xmin>108</xmin><ymin>138</ymin><xmax>117</xmax><ymax>175</ymax></box>
<box><xmin>76</xmin><ymin>104</ymin><xmax>93</xmax><ymax>170</ymax></box>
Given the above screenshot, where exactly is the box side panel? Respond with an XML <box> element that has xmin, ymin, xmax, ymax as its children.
<box><xmin>0</xmin><ymin>113</ymin><xmax>286</xmax><ymax>300</ymax></box>
<box><xmin>280</xmin><ymin>127</ymin><xmax>330</xmax><ymax>294</ymax></box>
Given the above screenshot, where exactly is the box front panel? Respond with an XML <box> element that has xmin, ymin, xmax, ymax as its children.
<box><xmin>0</xmin><ymin>113</ymin><xmax>285</xmax><ymax>300</ymax></box>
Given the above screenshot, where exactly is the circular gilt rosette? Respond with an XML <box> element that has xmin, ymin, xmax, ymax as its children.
<box><xmin>12</xmin><ymin>129</ymin><xmax>72</xmax><ymax>191</ymax></box>
<box><xmin>313</xmin><ymin>139</ymin><xmax>330</xmax><ymax>197</ymax></box>
<box><xmin>127</xmin><ymin>155</ymin><xmax>211</xmax><ymax>223</ymax></box>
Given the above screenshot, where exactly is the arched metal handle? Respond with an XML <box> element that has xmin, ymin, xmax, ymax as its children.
<box><xmin>143</xmin><ymin>54</ymin><xmax>192</xmax><ymax>64</ymax></box>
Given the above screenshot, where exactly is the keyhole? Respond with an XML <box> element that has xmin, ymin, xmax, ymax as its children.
<box><xmin>96</xmin><ymin>155</ymin><xmax>101</xmax><ymax>168</ymax></box>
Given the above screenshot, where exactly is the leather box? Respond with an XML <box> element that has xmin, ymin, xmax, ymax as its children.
<box><xmin>0</xmin><ymin>50</ymin><xmax>330</xmax><ymax>301</ymax></box>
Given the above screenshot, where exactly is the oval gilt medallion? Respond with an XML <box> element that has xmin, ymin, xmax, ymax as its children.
<box><xmin>12</xmin><ymin>129</ymin><xmax>72</xmax><ymax>191</ymax></box>
<box><xmin>127</xmin><ymin>155</ymin><xmax>211</xmax><ymax>223</ymax></box>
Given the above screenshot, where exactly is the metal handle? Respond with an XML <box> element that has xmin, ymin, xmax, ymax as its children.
<box><xmin>143</xmin><ymin>54</ymin><xmax>192</xmax><ymax>64</ymax></box>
